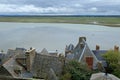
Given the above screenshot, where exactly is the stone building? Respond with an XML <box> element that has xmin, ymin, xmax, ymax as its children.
<box><xmin>65</xmin><ymin>37</ymin><xmax>120</xmax><ymax>70</ymax></box>
<box><xmin>92</xmin><ymin>45</ymin><xmax>119</xmax><ymax>71</ymax></box>
<box><xmin>65</xmin><ymin>37</ymin><xmax>99</xmax><ymax>69</ymax></box>
<box><xmin>3</xmin><ymin>48</ymin><xmax>26</xmax><ymax>63</ymax></box>
<box><xmin>32</xmin><ymin>48</ymin><xmax>64</xmax><ymax>79</ymax></box>
<box><xmin>0</xmin><ymin>47</ymin><xmax>64</xmax><ymax>80</ymax></box>
<box><xmin>0</xmin><ymin>47</ymin><xmax>36</xmax><ymax>79</ymax></box>
<box><xmin>65</xmin><ymin>44</ymin><xmax>74</xmax><ymax>58</ymax></box>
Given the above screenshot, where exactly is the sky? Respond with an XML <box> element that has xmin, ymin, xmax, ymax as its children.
<box><xmin>0</xmin><ymin>0</ymin><xmax>120</xmax><ymax>15</ymax></box>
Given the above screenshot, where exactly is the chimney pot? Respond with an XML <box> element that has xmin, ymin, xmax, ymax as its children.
<box><xmin>30</xmin><ymin>47</ymin><xmax>32</xmax><ymax>50</ymax></box>
<box><xmin>114</xmin><ymin>45</ymin><xmax>119</xmax><ymax>51</ymax></box>
<box><xmin>96</xmin><ymin>45</ymin><xmax>100</xmax><ymax>50</ymax></box>
<box><xmin>79</xmin><ymin>37</ymin><xmax>86</xmax><ymax>43</ymax></box>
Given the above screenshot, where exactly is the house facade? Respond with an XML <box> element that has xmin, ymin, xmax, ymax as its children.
<box><xmin>65</xmin><ymin>37</ymin><xmax>99</xmax><ymax>69</ymax></box>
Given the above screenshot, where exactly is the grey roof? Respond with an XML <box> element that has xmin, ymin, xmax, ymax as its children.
<box><xmin>3</xmin><ymin>55</ymin><xmax>21</xmax><ymax>78</ymax></box>
<box><xmin>92</xmin><ymin>50</ymin><xmax>107</xmax><ymax>61</ymax></box>
<box><xmin>70</xmin><ymin>37</ymin><xmax>98</xmax><ymax>69</ymax></box>
<box><xmin>66</xmin><ymin>53</ymin><xmax>74</xmax><ymax>60</ymax></box>
<box><xmin>16</xmin><ymin>48</ymin><xmax>27</xmax><ymax>51</ymax></box>
<box><xmin>67</xmin><ymin>44</ymin><xmax>74</xmax><ymax>51</ymax></box>
<box><xmin>93</xmin><ymin>50</ymin><xmax>108</xmax><ymax>67</ymax></box>
<box><xmin>21</xmin><ymin>72</ymin><xmax>33</xmax><ymax>78</ymax></box>
<box><xmin>2</xmin><ymin>54</ymin><xmax>33</xmax><ymax>78</ymax></box>
<box><xmin>73</xmin><ymin>42</ymin><xmax>84</xmax><ymax>60</ymax></box>
<box><xmin>40</xmin><ymin>48</ymin><xmax>49</xmax><ymax>55</ymax></box>
<box><xmin>16</xmin><ymin>54</ymin><xmax>26</xmax><ymax>58</ymax></box>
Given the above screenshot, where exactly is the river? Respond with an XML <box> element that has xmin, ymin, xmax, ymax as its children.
<box><xmin>0</xmin><ymin>22</ymin><xmax>120</xmax><ymax>52</ymax></box>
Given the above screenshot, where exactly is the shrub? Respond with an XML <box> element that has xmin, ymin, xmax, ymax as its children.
<box><xmin>102</xmin><ymin>50</ymin><xmax>120</xmax><ymax>78</ymax></box>
<box><xmin>61</xmin><ymin>60</ymin><xmax>92</xmax><ymax>80</ymax></box>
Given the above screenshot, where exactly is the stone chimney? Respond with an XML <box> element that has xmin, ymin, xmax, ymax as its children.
<box><xmin>79</xmin><ymin>37</ymin><xmax>86</xmax><ymax>43</ymax></box>
<box><xmin>80</xmin><ymin>42</ymin><xmax>84</xmax><ymax>48</ymax></box>
<box><xmin>96</xmin><ymin>45</ymin><xmax>100</xmax><ymax>50</ymax></box>
<box><xmin>114</xmin><ymin>45</ymin><xmax>119</xmax><ymax>52</ymax></box>
<box><xmin>25</xmin><ymin>48</ymin><xmax>36</xmax><ymax>72</ymax></box>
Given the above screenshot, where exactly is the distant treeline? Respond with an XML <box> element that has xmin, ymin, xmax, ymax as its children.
<box><xmin>0</xmin><ymin>15</ymin><xmax>119</xmax><ymax>27</ymax></box>
<box><xmin>0</xmin><ymin>15</ymin><xmax>120</xmax><ymax>17</ymax></box>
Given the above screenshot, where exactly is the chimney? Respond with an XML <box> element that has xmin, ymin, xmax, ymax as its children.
<box><xmin>96</xmin><ymin>45</ymin><xmax>100</xmax><ymax>50</ymax></box>
<box><xmin>79</xmin><ymin>37</ymin><xmax>86</xmax><ymax>43</ymax></box>
<box><xmin>114</xmin><ymin>45</ymin><xmax>119</xmax><ymax>52</ymax></box>
<box><xmin>30</xmin><ymin>47</ymin><xmax>32</xmax><ymax>50</ymax></box>
<box><xmin>25</xmin><ymin>48</ymin><xmax>36</xmax><ymax>72</ymax></box>
<box><xmin>80</xmin><ymin>42</ymin><xmax>84</xmax><ymax>48</ymax></box>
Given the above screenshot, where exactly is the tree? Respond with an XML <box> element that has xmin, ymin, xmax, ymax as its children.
<box><xmin>61</xmin><ymin>60</ymin><xmax>92</xmax><ymax>80</ymax></box>
<box><xmin>102</xmin><ymin>50</ymin><xmax>120</xmax><ymax>78</ymax></box>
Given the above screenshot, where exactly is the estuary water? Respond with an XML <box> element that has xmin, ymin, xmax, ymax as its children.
<box><xmin>0</xmin><ymin>22</ymin><xmax>120</xmax><ymax>52</ymax></box>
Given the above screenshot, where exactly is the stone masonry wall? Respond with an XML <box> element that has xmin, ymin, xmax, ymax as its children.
<box><xmin>32</xmin><ymin>54</ymin><xmax>64</xmax><ymax>79</ymax></box>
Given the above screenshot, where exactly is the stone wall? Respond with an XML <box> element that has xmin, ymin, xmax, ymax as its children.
<box><xmin>32</xmin><ymin>54</ymin><xmax>64</xmax><ymax>79</ymax></box>
<box><xmin>26</xmin><ymin>48</ymin><xmax>36</xmax><ymax>72</ymax></box>
<box><xmin>48</xmin><ymin>68</ymin><xmax>58</xmax><ymax>80</ymax></box>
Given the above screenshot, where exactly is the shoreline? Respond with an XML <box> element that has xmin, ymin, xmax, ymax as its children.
<box><xmin>0</xmin><ymin>16</ymin><xmax>120</xmax><ymax>27</ymax></box>
<box><xmin>0</xmin><ymin>21</ymin><xmax>119</xmax><ymax>27</ymax></box>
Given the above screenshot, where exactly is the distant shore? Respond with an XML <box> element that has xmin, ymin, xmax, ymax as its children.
<box><xmin>0</xmin><ymin>16</ymin><xmax>120</xmax><ymax>27</ymax></box>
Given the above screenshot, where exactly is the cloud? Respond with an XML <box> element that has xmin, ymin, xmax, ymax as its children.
<box><xmin>0</xmin><ymin>4</ymin><xmax>71</xmax><ymax>14</ymax></box>
<box><xmin>0</xmin><ymin>0</ymin><xmax>120</xmax><ymax>15</ymax></box>
<box><xmin>74</xmin><ymin>4</ymin><xmax>83</xmax><ymax>8</ymax></box>
<box><xmin>89</xmin><ymin>7</ymin><xmax>98</xmax><ymax>12</ymax></box>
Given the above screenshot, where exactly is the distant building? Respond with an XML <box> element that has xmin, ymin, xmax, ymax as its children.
<box><xmin>48</xmin><ymin>50</ymin><xmax>58</xmax><ymax>56</ymax></box>
<box><xmin>0</xmin><ymin>47</ymin><xmax>64</xmax><ymax>80</ymax></box>
<box><xmin>4</xmin><ymin>48</ymin><xmax>26</xmax><ymax>62</ymax></box>
<box><xmin>65</xmin><ymin>37</ymin><xmax>99</xmax><ymax>69</ymax></box>
<box><xmin>40</xmin><ymin>48</ymin><xmax>58</xmax><ymax>56</ymax></box>
<box><xmin>65</xmin><ymin>37</ymin><xmax>120</xmax><ymax>70</ymax></box>
<box><xmin>32</xmin><ymin>48</ymin><xmax>64</xmax><ymax>79</ymax></box>
<box><xmin>92</xmin><ymin>45</ymin><xmax>119</xmax><ymax>71</ymax></box>
<box><xmin>65</xmin><ymin>44</ymin><xmax>74</xmax><ymax>58</ymax></box>
<box><xmin>0</xmin><ymin>47</ymin><xmax>35</xmax><ymax>79</ymax></box>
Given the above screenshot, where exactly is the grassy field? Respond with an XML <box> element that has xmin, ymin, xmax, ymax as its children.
<box><xmin>0</xmin><ymin>16</ymin><xmax>120</xmax><ymax>27</ymax></box>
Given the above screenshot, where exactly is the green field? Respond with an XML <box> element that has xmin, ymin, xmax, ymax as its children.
<box><xmin>0</xmin><ymin>16</ymin><xmax>120</xmax><ymax>27</ymax></box>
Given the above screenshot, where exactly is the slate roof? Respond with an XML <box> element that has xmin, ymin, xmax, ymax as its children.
<box><xmin>16</xmin><ymin>54</ymin><xmax>26</xmax><ymax>58</ymax></box>
<box><xmin>73</xmin><ymin>41</ymin><xmax>85</xmax><ymax>60</ymax></box>
<box><xmin>16</xmin><ymin>48</ymin><xmax>27</xmax><ymax>51</ymax></box>
<box><xmin>66</xmin><ymin>44</ymin><xmax>74</xmax><ymax>51</ymax></box>
<box><xmin>40</xmin><ymin>48</ymin><xmax>49</xmax><ymax>55</ymax></box>
<box><xmin>3</xmin><ymin>55</ymin><xmax>20</xmax><ymax>78</ymax></box>
<box><xmin>93</xmin><ymin>50</ymin><xmax>108</xmax><ymax>67</ymax></box>
<box><xmin>73</xmin><ymin>37</ymin><xmax>98</xmax><ymax>62</ymax></box>
<box><xmin>2</xmin><ymin>53</ymin><xmax>33</xmax><ymax>78</ymax></box>
<box><xmin>66</xmin><ymin>53</ymin><xmax>74</xmax><ymax>60</ymax></box>
<box><xmin>92</xmin><ymin>50</ymin><xmax>107</xmax><ymax>61</ymax></box>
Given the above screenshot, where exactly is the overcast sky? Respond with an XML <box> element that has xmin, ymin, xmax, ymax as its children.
<box><xmin>0</xmin><ymin>0</ymin><xmax>120</xmax><ymax>15</ymax></box>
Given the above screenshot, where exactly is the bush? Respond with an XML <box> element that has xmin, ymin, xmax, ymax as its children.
<box><xmin>102</xmin><ymin>50</ymin><xmax>120</xmax><ymax>78</ymax></box>
<box><xmin>61</xmin><ymin>73</ymin><xmax>71</xmax><ymax>80</ymax></box>
<box><xmin>61</xmin><ymin>60</ymin><xmax>92</xmax><ymax>80</ymax></box>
